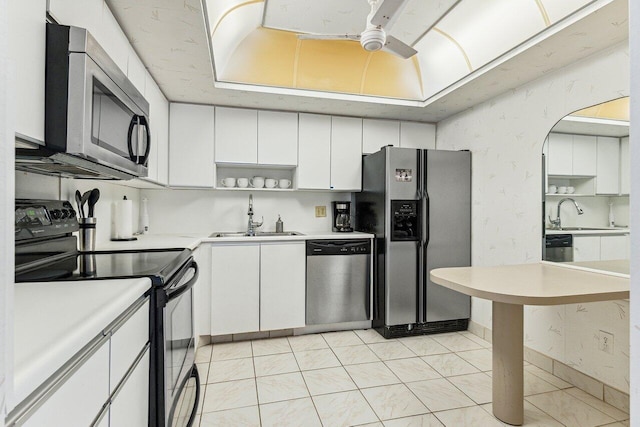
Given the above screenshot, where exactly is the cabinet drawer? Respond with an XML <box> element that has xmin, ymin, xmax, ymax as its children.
<box><xmin>24</xmin><ymin>342</ymin><xmax>109</xmax><ymax>426</ymax></box>
<box><xmin>109</xmin><ymin>348</ymin><xmax>150</xmax><ymax>427</ymax></box>
<box><xmin>110</xmin><ymin>301</ymin><xmax>150</xmax><ymax>392</ymax></box>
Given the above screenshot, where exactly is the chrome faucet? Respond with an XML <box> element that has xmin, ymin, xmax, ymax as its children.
<box><xmin>247</xmin><ymin>194</ymin><xmax>263</xmax><ymax>236</ymax></box>
<box><xmin>549</xmin><ymin>198</ymin><xmax>584</xmax><ymax>230</ymax></box>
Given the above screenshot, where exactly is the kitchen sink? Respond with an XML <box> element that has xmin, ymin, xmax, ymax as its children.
<box><xmin>548</xmin><ymin>227</ymin><xmax>612</xmax><ymax>231</ymax></box>
<box><xmin>209</xmin><ymin>231</ymin><xmax>304</xmax><ymax>238</ymax></box>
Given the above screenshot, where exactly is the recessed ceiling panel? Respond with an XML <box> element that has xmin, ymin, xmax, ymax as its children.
<box><xmin>263</xmin><ymin>0</ymin><xmax>370</xmax><ymax>35</ymax></box>
<box><xmin>388</xmin><ymin>0</ymin><xmax>459</xmax><ymax>46</ymax></box>
<box><xmin>437</xmin><ymin>0</ymin><xmax>545</xmax><ymax>69</ymax></box>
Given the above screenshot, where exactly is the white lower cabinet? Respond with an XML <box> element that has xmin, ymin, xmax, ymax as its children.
<box><xmin>22</xmin><ymin>300</ymin><xmax>150</xmax><ymax>426</ymax></box>
<box><xmin>24</xmin><ymin>342</ymin><xmax>110</xmax><ymax>426</ymax></box>
<box><xmin>210</xmin><ymin>242</ymin><xmax>306</xmax><ymax>335</ymax></box>
<box><xmin>260</xmin><ymin>242</ymin><xmax>306</xmax><ymax>330</ymax></box>
<box><xmin>109</xmin><ymin>349</ymin><xmax>150</xmax><ymax>427</ymax></box>
<box><xmin>600</xmin><ymin>235</ymin><xmax>629</xmax><ymax>261</ymax></box>
<box><xmin>210</xmin><ymin>244</ymin><xmax>261</xmax><ymax>335</ymax></box>
<box><xmin>573</xmin><ymin>236</ymin><xmax>600</xmax><ymax>262</ymax></box>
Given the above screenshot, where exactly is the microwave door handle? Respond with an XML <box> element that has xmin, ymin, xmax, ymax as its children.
<box><xmin>138</xmin><ymin>116</ymin><xmax>151</xmax><ymax>166</ymax></box>
<box><xmin>127</xmin><ymin>115</ymin><xmax>138</xmax><ymax>163</ymax></box>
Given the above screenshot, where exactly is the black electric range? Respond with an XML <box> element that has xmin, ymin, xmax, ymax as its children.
<box><xmin>15</xmin><ymin>199</ymin><xmax>200</xmax><ymax>427</ymax></box>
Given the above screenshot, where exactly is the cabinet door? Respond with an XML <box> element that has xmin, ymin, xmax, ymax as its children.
<box><xmin>331</xmin><ymin>116</ymin><xmax>363</xmax><ymax>191</ymax></box>
<box><xmin>258</xmin><ymin>111</ymin><xmax>298</xmax><ymax>166</ymax></box>
<box><xmin>260</xmin><ymin>242</ymin><xmax>306</xmax><ymax>331</ymax></box>
<box><xmin>547</xmin><ymin>133</ymin><xmax>573</xmax><ymax>175</ymax></box>
<box><xmin>9</xmin><ymin>0</ymin><xmax>46</xmax><ymax>142</ymax></box>
<box><xmin>297</xmin><ymin>113</ymin><xmax>331</xmax><ymax>189</ymax></box>
<box><xmin>25</xmin><ymin>342</ymin><xmax>109</xmax><ymax>426</ymax></box>
<box><xmin>210</xmin><ymin>244</ymin><xmax>260</xmax><ymax>335</ymax></box>
<box><xmin>145</xmin><ymin>73</ymin><xmax>169</xmax><ymax>185</ymax></box>
<box><xmin>169</xmin><ymin>104</ymin><xmax>215</xmax><ymax>187</ymax></box>
<box><xmin>215</xmin><ymin>107</ymin><xmax>258</xmax><ymax>164</ymax></box>
<box><xmin>620</xmin><ymin>137</ymin><xmax>630</xmax><ymax>195</ymax></box>
<box><xmin>600</xmin><ymin>235</ymin><xmax>629</xmax><ymax>261</ymax></box>
<box><xmin>400</xmin><ymin>122</ymin><xmax>436</xmax><ymax>150</ymax></box>
<box><xmin>362</xmin><ymin>119</ymin><xmax>399</xmax><ymax>154</ymax></box>
<box><xmin>110</xmin><ymin>301</ymin><xmax>149</xmax><ymax>393</ymax></box>
<box><xmin>573</xmin><ymin>236</ymin><xmax>600</xmax><ymax>262</ymax></box>
<box><xmin>572</xmin><ymin>135</ymin><xmax>597</xmax><ymax>176</ymax></box>
<box><xmin>109</xmin><ymin>349</ymin><xmax>150</xmax><ymax>427</ymax></box>
<box><xmin>596</xmin><ymin>137</ymin><xmax>620</xmax><ymax>194</ymax></box>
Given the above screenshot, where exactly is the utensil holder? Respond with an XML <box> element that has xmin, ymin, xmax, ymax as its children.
<box><xmin>79</xmin><ymin>217</ymin><xmax>97</xmax><ymax>252</ymax></box>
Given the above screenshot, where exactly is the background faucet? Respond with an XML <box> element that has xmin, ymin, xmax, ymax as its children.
<box><xmin>247</xmin><ymin>194</ymin><xmax>263</xmax><ymax>236</ymax></box>
<box><xmin>549</xmin><ymin>198</ymin><xmax>584</xmax><ymax>229</ymax></box>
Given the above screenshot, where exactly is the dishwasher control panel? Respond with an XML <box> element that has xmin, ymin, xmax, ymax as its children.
<box><xmin>306</xmin><ymin>240</ymin><xmax>372</xmax><ymax>256</ymax></box>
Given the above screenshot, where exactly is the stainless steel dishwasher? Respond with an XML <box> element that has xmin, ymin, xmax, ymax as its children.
<box><xmin>306</xmin><ymin>240</ymin><xmax>371</xmax><ymax>325</ymax></box>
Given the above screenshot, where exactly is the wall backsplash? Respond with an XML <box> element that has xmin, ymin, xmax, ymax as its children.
<box><xmin>436</xmin><ymin>41</ymin><xmax>630</xmax><ymax>392</ymax></box>
<box><xmin>15</xmin><ymin>172</ymin><xmax>142</xmax><ymax>244</ymax></box>
<box><xmin>140</xmin><ymin>189</ymin><xmax>352</xmax><ymax>235</ymax></box>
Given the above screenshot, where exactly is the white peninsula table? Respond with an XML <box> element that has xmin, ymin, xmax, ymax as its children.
<box><xmin>430</xmin><ymin>262</ymin><xmax>629</xmax><ymax>426</ymax></box>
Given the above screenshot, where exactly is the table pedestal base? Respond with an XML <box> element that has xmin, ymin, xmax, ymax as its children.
<box><xmin>492</xmin><ymin>302</ymin><xmax>524</xmax><ymax>425</ymax></box>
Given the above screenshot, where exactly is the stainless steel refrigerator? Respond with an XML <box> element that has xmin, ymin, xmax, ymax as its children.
<box><xmin>355</xmin><ymin>147</ymin><xmax>471</xmax><ymax>338</ymax></box>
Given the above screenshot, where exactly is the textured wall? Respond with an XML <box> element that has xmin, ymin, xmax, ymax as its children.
<box><xmin>436</xmin><ymin>42</ymin><xmax>630</xmax><ymax>391</ymax></box>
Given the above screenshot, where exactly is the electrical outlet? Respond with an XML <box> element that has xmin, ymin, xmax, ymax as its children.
<box><xmin>315</xmin><ymin>206</ymin><xmax>327</xmax><ymax>217</ymax></box>
<box><xmin>599</xmin><ymin>330</ymin><xmax>614</xmax><ymax>354</ymax></box>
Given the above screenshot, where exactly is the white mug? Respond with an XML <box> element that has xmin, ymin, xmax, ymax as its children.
<box><xmin>219</xmin><ymin>177</ymin><xmax>236</xmax><ymax>188</ymax></box>
<box><xmin>265</xmin><ymin>178</ymin><xmax>277</xmax><ymax>188</ymax></box>
<box><xmin>566</xmin><ymin>186</ymin><xmax>575</xmax><ymax>194</ymax></box>
<box><xmin>278</xmin><ymin>179</ymin><xmax>292</xmax><ymax>189</ymax></box>
<box><xmin>548</xmin><ymin>185</ymin><xmax>557</xmax><ymax>194</ymax></box>
<box><xmin>251</xmin><ymin>176</ymin><xmax>265</xmax><ymax>188</ymax></box>
<box><xmin>237</xmin><ymin>178</ymin><xmax>249</xmax><ymax>188</ymax></box>
<box><xmin>557</xmin><ymin>186</ymin><xmax>567</xmax><ymax>194</ymax></box>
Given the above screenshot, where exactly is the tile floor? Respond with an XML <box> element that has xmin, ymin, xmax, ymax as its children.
<box><xmin>193</xmin><ymin>329</ymin><xmax>630</xmax><ymax>427</ymax></box>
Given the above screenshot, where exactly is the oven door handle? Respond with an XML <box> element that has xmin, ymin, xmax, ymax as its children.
<box><xmin>167</xmin><ymin>260</ymin><xmax>199</xmax><ymax>302</ymax></box>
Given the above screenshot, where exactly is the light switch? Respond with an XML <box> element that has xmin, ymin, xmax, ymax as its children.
<box><xmin>315</xmin><ymin>206</ymin><xmax>326</xmax><ymax>217</ymax></box>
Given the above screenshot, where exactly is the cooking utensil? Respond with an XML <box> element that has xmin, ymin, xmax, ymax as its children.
<box><xmin>81</xmin><ymin>190</ymin><xmax>91</xmax><ymax>214</ymax></box>
<box><xmin>87</xmin><ymin>188</ymin><xmax>100</xmax><ymax>217</ymax></box>
<box><xmin>75</xmin><ymin>190</ymin><xmax>84</xmax><ymax>218</ymax></box>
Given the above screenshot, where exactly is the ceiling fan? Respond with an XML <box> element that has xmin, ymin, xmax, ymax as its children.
<box><xmin>297</xmin><ymin>0</ymin><xmax>417</xmax><ymax>59</ymax></box>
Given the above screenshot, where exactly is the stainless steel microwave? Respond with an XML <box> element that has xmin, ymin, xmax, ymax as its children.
<box><xmin>16</xmin><ymin>24</ymin><xmax>150</xmax><ymax>180</ymax></box>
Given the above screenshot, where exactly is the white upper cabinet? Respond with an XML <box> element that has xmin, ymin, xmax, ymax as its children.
<box><xmin>400</xmin><ymin>122</ymin><xmax>436</xmax><ymax>150</ymax></box>
<box><xmin>126</xmin><ymin>46</ymin><xmax>147</xmax><ymax>96</ymax></box>
<box><xmin>363</xmin><ymin>119</ymin><xmax>399</xmax><ymax>154</ymax></box>
<box><xmin>547</xmin><ymin>133</ymin><xmax>573</xmax><ymax>175</ymax></box>
<box><xmin>298</xmin><ymin>114</ymin><xmax>331</xmax><ymax>189</ymax></box>
<box><xmin>9</xmin><ymin>0</ymin><xmax>46</xmax><ymax>142</ymax></box>
<box><xmin>169</xmin><ymin>103</ymin><xmax>215</xmax><ymax>187</ymax></box>
<box><xmin>547</xmin><ymin>133</ymin><xmax>596</xmax><ymax>176</ymax></box>
<box><xmin>596</xmin><ymin>136</ymin><xmax>620</xmax><ymax>194</ymax></box>
<box><xmin>145</xmin><ymin>73</ymin><xmax>169</xmax><ymax>185</ymax></box>
<box><xmin>620</xmin><ymin>137</ymin><xmax>630</xmax><ymax>195</ymax></box>
<box><xmin>571</xmin><ymin>135</ymin><xmax>597</xmax><ymax>176</ymax></box>
<box><xmin>215</xmin><ymin>107</ymin><xmax>258</xmax><ymax>164</ymax></box>
<box><xmin>258</xmin><ymin>111</ymin><xmax>298</xmax><ymax>166</ymax></box>
<box><xmin>331</xmin><ymin>116</ymin><xmax>363</xmax><ymax>191</ymax></box>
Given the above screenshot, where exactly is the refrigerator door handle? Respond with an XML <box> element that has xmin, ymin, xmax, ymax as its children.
<box><xmin>424</xmin><ymin>192</ymin><xmax>430</xmax><ymax>246</ymax></box>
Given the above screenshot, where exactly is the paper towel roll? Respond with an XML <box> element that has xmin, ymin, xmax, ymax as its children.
<box><xmin>111</xmin><ymin>197</ymin><xmax>133</xmax><ymax>240</ymax></box>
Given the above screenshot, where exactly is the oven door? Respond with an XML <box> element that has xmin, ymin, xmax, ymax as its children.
<box><xmin>163</xmin><ymin>259</ymin><xmax>199</xmax><ymax>427</ymax></box>
<box><xmin>67</xmin><ymin>51</ymin><xmax>150</xmax><ymax>177</ymax></box>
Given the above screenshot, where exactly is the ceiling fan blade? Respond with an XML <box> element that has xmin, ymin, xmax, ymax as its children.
<box><xmin>371</xmin><ymin>0</ymin><xmax>408</xmax><ymax>30</ymax></box>
<box><xmin>382</xmin><ymin>35</ymin><xmax>417</xmax><ymax>59</ymax></box>
<box><xmin>297</xmin><ymin>33</ymin><xmax>361</xmax><ymax>41</ymax></box>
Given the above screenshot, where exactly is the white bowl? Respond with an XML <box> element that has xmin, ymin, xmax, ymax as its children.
<box><xmin>566</xmin><ymin>186</ymin><xmax>575</xmax><ymax>194</ymax></box>
<box><xmin>557</xmin><ymin>186</ymin><xmax>567</xmax><ymax>194</ymax></box>
<box><xmin>548</xmin><ymin>185</ymin><xmax>557</xmax><ymax>194</ymax></box>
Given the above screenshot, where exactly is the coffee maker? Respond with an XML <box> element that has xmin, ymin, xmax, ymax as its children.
<box><xmin>332</xmin><ymin>201</ymin><xmax>353</xmax><ymax>232</ymax></box>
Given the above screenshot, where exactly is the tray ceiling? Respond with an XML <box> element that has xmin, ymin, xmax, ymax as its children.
<box><xmin>106</xmin><ymin>0</ymin><xmax>629</xmax><ymax>122</ymax></box>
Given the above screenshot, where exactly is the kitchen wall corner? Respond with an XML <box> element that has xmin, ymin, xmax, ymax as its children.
<box><xmin>436</xmin><ymin>41</ymin><xmax>630</xmax><ymax>392</ymax></box>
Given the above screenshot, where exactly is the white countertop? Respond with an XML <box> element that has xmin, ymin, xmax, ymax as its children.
<box><xmin>430</xmin><ymin>262</ymin><xmax>629</xmax><ymax>306</ymax></box>
<box><xmin>94</xmin><ymin>231</ymin><xmax>375</xmax><ymax>251</ymax></box>
<box><xmin>12</xmin><ymin>278</ymin><xmax>151</xmax><ymax>406</ymax></box>
<box><xmin>546</xmin><ymin>227</ymin><xmax>630</xmax><ymax>235</ymax></box>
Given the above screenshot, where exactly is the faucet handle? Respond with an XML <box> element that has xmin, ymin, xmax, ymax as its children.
<box><xmin>548</xmin><ymin>216</ymin><xmax>561</xmax><ymax>229</ymax></box>
<box><xmin>255</xmin><ymin>216</ymin><xmax>264</xmax><ymax>227</ymax></box>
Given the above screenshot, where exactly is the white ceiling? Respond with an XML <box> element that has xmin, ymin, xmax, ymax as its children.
<box><xmin>106</xmin><ymin>0</ymin><xmax>629</xmax><ymax>122</ymax></box>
